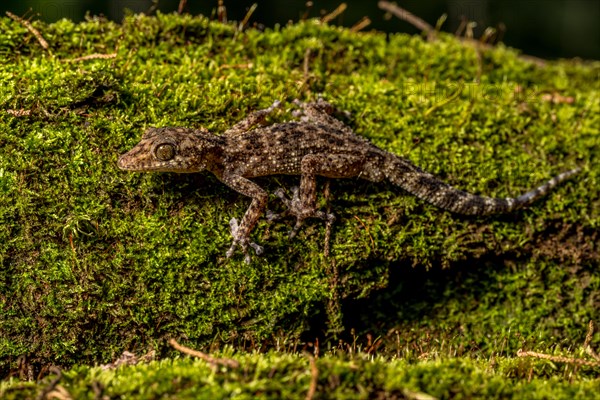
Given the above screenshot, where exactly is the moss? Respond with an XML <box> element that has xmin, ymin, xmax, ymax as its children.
<box><xmin>0</xmin><ymin>11</ymin><xmax>598</xmax><ymax>396</ymax></box>
<box><xmin>1</xmin><ymin>352</ymin><xmax>598</xmax><ymax>399</ymax></box>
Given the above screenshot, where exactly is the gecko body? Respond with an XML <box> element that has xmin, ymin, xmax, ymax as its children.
<box><xmin>118</xmin><ymin>99</ymin><xmax>579</xmax><ymax>262</ymax></box>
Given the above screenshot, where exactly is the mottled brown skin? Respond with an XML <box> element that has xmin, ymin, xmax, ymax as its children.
<box><xmin>118</xmin><ymin>99</ymin><xmax>579</xmax><ymax>263</ymax></box>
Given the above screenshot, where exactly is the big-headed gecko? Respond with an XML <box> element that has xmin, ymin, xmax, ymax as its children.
<box><xmin>118</xmin><ymin>99</ymin><xmax>579</xmax><ymax>263</ymax></box>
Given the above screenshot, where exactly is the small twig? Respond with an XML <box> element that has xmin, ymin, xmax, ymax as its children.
<box><xmin>238</xmin><ymin>3</ymin><xmax>258</xmax><ymax>32</ymax></box>
<box><xmin>217</xmin><ymin>0</ymin><xmax>227</xmax><ymax>23</ymax></box>
<box><xmin>455</xmin><ymin>16</ymin><xmax>467</xmax><ymax>37</ymax></box>
<box><xmin>586</xmin><ymin>346</ymin><xmax>600</xmax><ymax>362</ymax></box>
<box><xmin>435</xmin><ymin>13</ymin><xmax>447</xmax><ymax>32</ymax></box>
<box><xmin>147</xmin><ymin>0</ymin><xmax>160</xmax><ymax>16</ymax></box>
<box><xmin>353</xmin><ymin>215</ymin><xmax>375</xmax><ymax>250</ymax></box>
<box><xmin>169</xmin><ymin>339</ymin><xmax>240</xmax><ymax>368</ymax></box>
<box><xmin>68</xmin><ymin>233</ymin><xmax>76</xmax><ymax>255</ymax></box>
<box><xmin>305</xmin><ymin>353</ymin><xmax>319</xmax><ymax>400</ymax></box>
<box><xmin>584</xmin><ymin>320</ymin><xmax>600</xmax><ymax>362</ymax></box>
<box><xmin>584</xmin><ymin>320</ymin><xmax>595</xmax><ymax>345</ymax></box>
<box><xmin>301</xmin><ymin>1</ymin><xmax>314</xmax><ymax>21</ymax></box>
<box><xmin>91</xmin><ymin>381</ymin><xmax>104</xmax><ymax>400</ymax></box>
<box><xmin>540</xmin><ymin>92</ymin><xmax>575</xmax><ymax>104</ymax></box>
<box><xmin>63</xmin><ymin>53</ymin><xmax>117</xmax><ymax>63</ymax></box>
<box><xmin>177</xmin><ymin>0</ymin><xmax>188</xmax><ymax>15</ymax></box>
<box><xmin>464</xmin><ymin>21</ymin><xmax>476</xmax><ymax>40</ymax></box>
<box><xmin>218</xmin><ymin>62</ymin><xmax>253</xmax><ymax>70</ymax></box>
<box><xmin>350</xmin><ymin>16</ymin><xmax>371</xmax><ymax>32</ymax></box>
<box><xmin>303</xmin><ymin>48</ymin><xmax>312</xmax><ymax>84</ymax></box>
<box><xmin>46</xmin><ymin>385</ymin><xmax>73</xmax><ymax>400</ymax></box>
<box><xmin>402</xmin><ymin>389</ymin><xmax>438</xmax><ymax>400</ymax></box>
<box><xmin>6</xmin><ymin>109</ymin><xmax>31</xmax><ymax>117</ymax></box>
<box><xmin>321</xmin><ymin>3</ymin><xmax>347</xmax><ymax>24</ymax></box>
<box><xmin>480</xmin><ymin>27</ymin><xmax>497</xmax><ymax>44</ymax></box>
<box><xmin>323</xmin><ymin>179</ymin><xmax>332</xmax><ymax>257</ymax></box>
<box><xmin>378</xmin><ymin>1</ymin><xmax>435</xmax><ymax>40</ymax></box>
<box><xmin>379</xmin><ymin>2</ymin><xmax>547</xmax><ymax>67</ymax></box>
<box><xmin>6</xmin><ymin>11</ymin><xmax>51</xmax><ymax>53</ymax></box>
<box><xmin>517</xmin><ymin>350</ymin><xmax>600</xmax><ymax>368</ymax></box>
<box><xmin>36</xmin><ymin>367</ymin><xmax>62</xmax><ymax>400</ymax></box>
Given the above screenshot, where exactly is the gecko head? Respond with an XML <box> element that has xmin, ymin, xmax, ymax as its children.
<box><xmin>118</xmin><ymin>127</ymin><xmax>217</xmax><ymax>173</ymax></box>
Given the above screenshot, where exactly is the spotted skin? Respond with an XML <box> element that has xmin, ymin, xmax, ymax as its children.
<box><xmin>118</xmin><ymin>99</ymin><xmax>580</xmax><ymax>262</ymax></box>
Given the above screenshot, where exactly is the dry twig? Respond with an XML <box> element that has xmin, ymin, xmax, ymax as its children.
<box><xmin>517</xmin><ymin>350</ymin><xmax>600</xmax><ymax>368</ymax></box>
<box><xmin>238</xmin><ymin>3</ymin><xmax>258</xmax><ymax>32</ymax></box>
<box><xmin>378</xmin><ymin>1</ymin><xmax>435</xmax><ymax>40</ymax></box>
<box><xmin>36</xmin><ymin>367</ymin><xmax>62</xmax><ymax>400</ymax></box>
<box><xmin>303</xmin><ymin>48</ymin><xmax>312</xmax><ymax>84</ymax></box>
<box><xmin>321</xmin><ymin>3</ymin><xmax>347</xmax><ymax>24</ymax></box>
<box><xmin>353</xmin><ymin>215</ymin><xmax>375</xmax><ymax>250</ymax></box>
<box><xmin>178</xmin><ymin>0</ymin><xmax>188</xmax><ymax>14</ymax></box>
<box><xmin>379</xmin><ymin>1</ymin><xmax>547</xmax><ymax>66</ymax></box>
<box><xmin>305</xmin><ymin>353</ymin><xmax>319</xmax><ymax>400</ymax></box>
<box><xmin>6</xmin><ymin>11</ymin><xmax>51</xmax><ymax>53</ymax></box>
<box><xmin>63</xmin><ymin>53</ymin><xmax>117</xmax><ymax>63</ymax></box>
<box><xmin>169</xmin><ymin>339</ymin><xmax>240</xmax><ymax>368</ymax></box>
<box><xmin>217</xmin><ymin>0</ymin><xmax>227</xmax><ymax>23</ymax></box>
<box><xmin>584</xmin><ymin>320</ymin><xmax>600</xmax><ymax>362</ymax></box>
<box><xmin>322</xmin><ymin>179</ymin><xmax>332</xmax><ymax>257</ymax></box>
<box><xmin>6</xmin><ymin>109</ymin><xmax>31</xmax><ymax>117</ymax></box>
<box><xmin>518</xmin><ymin>320</ymin><xmax>600</xmax><ymax>368</ymax></box>
<box><xmin>350</xmin><ymin>16</ymin><xmax>371</xmax><ymax>32</ymax></box>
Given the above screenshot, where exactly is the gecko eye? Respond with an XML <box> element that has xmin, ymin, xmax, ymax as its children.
<box><xmin>155</xmin><ymin>143</ymin><xmax>175</xmax><ymax>161</ymax></box>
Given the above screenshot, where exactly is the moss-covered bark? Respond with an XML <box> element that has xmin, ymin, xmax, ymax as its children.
<box><xmin>0</xmin><ymin>12</ymin><xmax>598</xmax><ymax>396</ymax></box>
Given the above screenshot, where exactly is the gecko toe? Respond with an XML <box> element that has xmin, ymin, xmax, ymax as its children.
<box><xmin>274</xmin><ymin>188</ymin><xmax>288</xmax><ymax>199</ymax></box>
<box><xmin>226</xmin><ymin>226</ymin><xmax>264</xmax><ymax>262</ymax></box>
<box><xmin>266</xmin><ymin>209</ymin><xmax>288</xmax><ymax>221</ymax></box>
<box><xmin>274</xmin><ymin>188</ymin><xmax>292</xmax><ymax>208</ymax></box>
<box><xmin>229</xmin><ymin>217</ymin><xmax>240</xmax><ymax>235</ymax></box>
<box><xmin>249</xmin><ymin>242</ymin><xmax>264</xmax><ymax>255</ymax></box>
<box><xmin>315</xmin><ymin>210</ymin><xmax>336</xmax><ymax>222</ymax></box>
<box><xmin>225</xmin><ymin>243</ymin><xmax>237</xmax><ymax>259</ymax></box>
<box><xmin>288</xmin><ymin>219</ymin><xmax>305</xmax><ymax>239</ymax></box>
<box><xmin>266</xmin><ymin>209</ymin><xmax>278</xmax><ymax>221</ymax></box>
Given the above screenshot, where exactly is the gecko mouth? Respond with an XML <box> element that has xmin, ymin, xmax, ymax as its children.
<box><xmin>117</xmin><ymin>154</ymin><xmax>136</xmax><ymax>170</ymax></box>
<box><xmin>117</xmin><ymin>154</ymin><xmax>158</xmax><ymax>171</ymax></box>
<box><xmin>117</xmin><ymin>154</ymin><xmax>194</xmax><ymax>172</ymax></box>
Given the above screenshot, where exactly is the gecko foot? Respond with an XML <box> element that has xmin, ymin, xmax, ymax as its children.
<box><xmin>266</xmin><ymin>209</ymin><xmax>289</xmax><ymax>221</ymax></box>
<box><xmin>226</xmin><ymin>218</ymin><xmax>264</xmax><ymax>264</ymax></box>
<box><xmin>272</xmin><ymin>187</ymin><xmax>335</xmax><ymax>239</ymax></box>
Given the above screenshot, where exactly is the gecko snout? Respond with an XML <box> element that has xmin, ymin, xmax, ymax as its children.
<box><xmin>117</xmin><ymin>153</ymin><xmax>132</xmax><ymax>170</ymax></box>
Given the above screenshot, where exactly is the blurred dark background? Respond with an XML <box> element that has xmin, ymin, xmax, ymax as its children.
<box><xmin>2</xmin><ymin>0</ymin><xmax>599</xmax><ymax>60</ymax></box>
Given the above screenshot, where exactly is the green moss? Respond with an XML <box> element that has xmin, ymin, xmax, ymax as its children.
<box><xmin>0</xmin><ymin>11</ymin><xmax>598</xmax><ymax>396</ymax></box>
<box><xmin>1</xmin><ymin>352</ymin><xmax>598</xmax><ymax>399</ymax></box>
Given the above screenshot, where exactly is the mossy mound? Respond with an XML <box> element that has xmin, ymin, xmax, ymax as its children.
<box><xmin>0</xmin><ymin>11</ymin><xmax>598</xmax><ymax>394</ymax></box>
<box><xmin>2</xmin><ymin>352</ymin><xmax>599</xmax><ymax>399</ymax></box>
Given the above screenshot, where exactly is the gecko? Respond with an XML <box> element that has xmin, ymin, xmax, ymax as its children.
<box><xmin>117</xmin><ymin>99</ymin><xmax>580</xmax><ymax>263</ymax></box>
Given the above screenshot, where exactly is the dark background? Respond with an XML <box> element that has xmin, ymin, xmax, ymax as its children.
<box><xmin>3</xmin><ymin>0</ymin><xmax>599</xmax><ymax>60</ymax></box>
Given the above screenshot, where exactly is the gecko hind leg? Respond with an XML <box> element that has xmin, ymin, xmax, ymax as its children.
<box><xmin>226</xmin><ymin>217</ymin><xmax>264</xmax><ymax>264</ymax></box>
<box><xmin>291</xmin><ymin>98</ymin><xmax>351</xmax><ymax>131</ymax></box>
<box><xmin>223</xmin><ymin>100</ymin><xmax>281</xmax><ymax>135</ymax></box>
<box><xmin>271</xmin><ymin>187</ymin><xmax>335</xmax><ymax>238</ymax></box>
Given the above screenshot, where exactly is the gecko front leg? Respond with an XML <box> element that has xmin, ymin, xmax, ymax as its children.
<box><xmin>220</xmin><ymin>173</ymin><xmax>268</xmax><ymax>263</ymax></box>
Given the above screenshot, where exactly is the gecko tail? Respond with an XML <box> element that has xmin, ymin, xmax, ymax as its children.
<box><xmin>384</xmin><ymin>157</ymin><xmax>580</xmax><ymax>215</ymax></box>
<box><xmin>512</xmin><ymin>168</ymin><xmax>580</xmax><ymax>208</ymax></box>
